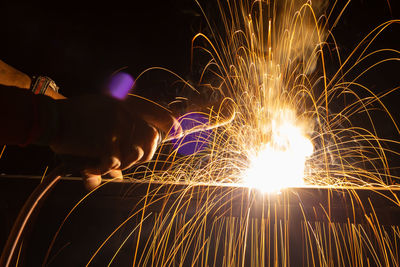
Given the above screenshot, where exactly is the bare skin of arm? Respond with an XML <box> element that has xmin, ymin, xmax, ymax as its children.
<box><xmin>0</xmin><ymin>60</ymin><xmax>65</xmax><ymax>99</ymax></box>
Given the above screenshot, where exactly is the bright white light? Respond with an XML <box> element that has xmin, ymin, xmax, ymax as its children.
<box><xmin>242</xmin><ymin>117</ymin><xmax>313</xmax><ymax>193</ymax></box>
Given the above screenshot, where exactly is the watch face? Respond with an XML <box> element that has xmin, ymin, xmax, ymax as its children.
<box><xmin>48</xmin><ymin>80</ymin><xmax>59</xmax><ymax>93</ymax></box>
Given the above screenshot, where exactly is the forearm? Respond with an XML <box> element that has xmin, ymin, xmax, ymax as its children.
<box><xmin>0</xmin><ymin>60</ymin><xmax>31</xmax><ymax>89</ymax></box>
<box><xmin>0</xmin><ymin>85</ymin><xmax>57</xmax><ymax>145</ymax></box>
<box><xmin>0</xmin><ymin>60</ymin><xmax>66</xmax><ymax>100</ymax></box>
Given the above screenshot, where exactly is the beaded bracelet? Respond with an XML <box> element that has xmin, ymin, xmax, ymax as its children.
<box><xmin>30</xmin><ymin>76</ymin><xmax>59</xmax><ymax>95</ymax></box>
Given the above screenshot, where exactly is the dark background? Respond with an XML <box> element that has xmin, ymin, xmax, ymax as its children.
<box><xmin>0</xmin><ymin>0</ymin><xmax>200</xmax><ymax>174</ymax></box>
<box><xmin>0</xmin><ymin>0</ymin><xmax>399</xmax><ymax>266</ymax></box>
<box><xmin>0</xmin><ymin>0</ymin><xmax>399</xmax><ymax>174</ymax></box>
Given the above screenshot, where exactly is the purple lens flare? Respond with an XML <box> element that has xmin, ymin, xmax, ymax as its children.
<box><xmin>108</xmin><ymin>72</ymin><xmax>135</xmax><ymax>100</ymax></box>
<box><xmin>173</xmin><ymin>113</ymin><xmax>212</xmax><ymax>155</ymax></box>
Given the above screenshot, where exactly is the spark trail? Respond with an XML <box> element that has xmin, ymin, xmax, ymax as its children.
<box><xmin>40</xmin><ymin>0</ymin><xmax>400</xmax><ymax>266</ymax></box>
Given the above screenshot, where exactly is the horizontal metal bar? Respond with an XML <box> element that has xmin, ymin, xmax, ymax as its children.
<box><xmin>1</xmin><ymin>175</ymin><xmax>400</xmax><ymax>225</ymax></box>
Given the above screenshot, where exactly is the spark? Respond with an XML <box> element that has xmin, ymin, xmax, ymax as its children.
<box><xmin>242</xmin><ymin>109</ymin><xmax>313</xmax><ymax>192</ymax></box>
<box><xmin>22</xmin><ymin>0</ymin><xmax>400</xmax><ymax>266</ymax></box>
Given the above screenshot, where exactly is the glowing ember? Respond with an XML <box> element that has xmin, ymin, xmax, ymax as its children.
<box><xmin>242</xmin><ymin>116</ymin><xmax>313</xmax><ymax>193</ymax></box>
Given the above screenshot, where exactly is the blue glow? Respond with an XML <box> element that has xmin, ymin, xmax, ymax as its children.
<box><xmin>173</xmin><ymin>113</ymin><xmax>211</xmax><ymax>155</ymax></box>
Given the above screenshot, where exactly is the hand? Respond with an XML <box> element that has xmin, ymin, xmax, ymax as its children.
<box><xmin>50</xmin><ymin>94</ymin><xmax>181</xmax><ymax>190</ymax></box>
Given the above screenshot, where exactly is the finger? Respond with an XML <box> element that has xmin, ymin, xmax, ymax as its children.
<box><xmin>80</xmin><ymin>156</ymin><xmax>121</xmax><ymax>190</ymax></box>
<box><xmin>132</xmin><ymin>123</ymin><xmax>160</xmax><ymax>163</ymax></box>
<box><xmin>98</xmin><ymin>156</ymin><xmax>121</xmax><ymax>174</ymax></box>
<box><xmin>106</xmin><ymin>169</ymin><xmax>124</xmax><ymax>181</ymax></box>
<box><xmin>119</xmin><ymin>120</ymin><xmax>160</xmax><ymax>169</ymax></box>
<box><xmin>81</xmin><ymin>170</ymin><xmax>102</xmax><ymax>191</ymax></box>
<box><xmin>87</xmin><ymin>137</ymin><xmax>121</xmax><ymax>176</ymax></box>
<box><xmin>124</xmin><ymin>95</ymin><xmax>182</xmax><ymax>139</ymax></box>
<box><xmin>120</xmin><ymin>145</ymin><xmax>144</xmax><ymax>170</ymax></box>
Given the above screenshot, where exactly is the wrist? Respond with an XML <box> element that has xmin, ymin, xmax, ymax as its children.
<box><xmin>0</xmin><ymin>60</ymin><xmax>31</xmax><ymax>89</ymax></box>
<box><xmin>30</xmin><ymin>76</ymin><xmax>60</xmax><ymax>95</ymax></box>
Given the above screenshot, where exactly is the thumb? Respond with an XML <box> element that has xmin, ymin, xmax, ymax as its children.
<box><xmin>81</xmin><ymin>171</ymin><xmax>102</xmax><ymax>191</ymax></box>
<box><xmin>124</xmin><ymin>94</ymin><xmax>182</xmax><ymax>139</ymax></box>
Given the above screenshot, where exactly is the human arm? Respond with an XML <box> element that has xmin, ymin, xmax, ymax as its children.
<box><xmin>0</xmin><ymin>85</ymin><xmax>181</xmax><ymax>190</ymax></box>
<box><xmin>0</xmin><ymin>60</ymin><xmax>65</xmax><ymax>99</ymax></box>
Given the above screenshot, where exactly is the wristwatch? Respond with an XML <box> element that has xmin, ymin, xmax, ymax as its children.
<box><xmin>30</xmin><ymin>76</ymin><xmax>60</xmax><ymax>95</ymax></box>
